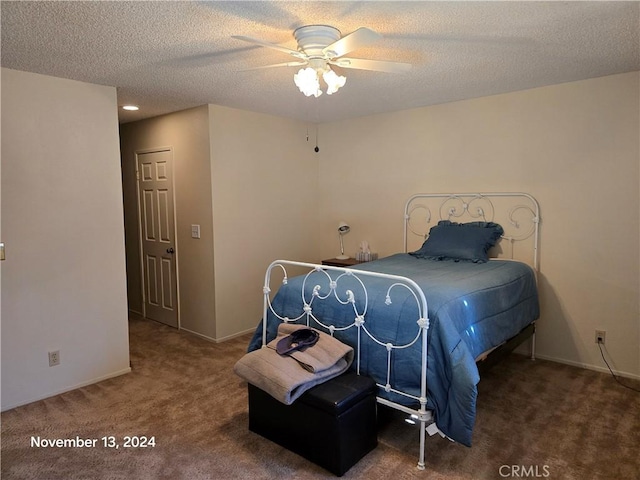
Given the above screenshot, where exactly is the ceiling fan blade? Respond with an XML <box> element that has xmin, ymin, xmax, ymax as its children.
<box><xmin>330</xmin><ymin>57</ymin><xmax>412</xmax><ymax>74</ymax></box>
<box><xmin>323</xmin><ymin>27</ymin><xmax>382</xmax><ymax>59</ymax></box>
<box><xmin>241</xmin><ymin>61</ymin><xmax>308</xmax><ymax>71</ymax></box>
<box><xmin>232</xmin><ymin>35</ymin><xmax>306</xmax><ymax>59</ymax></box>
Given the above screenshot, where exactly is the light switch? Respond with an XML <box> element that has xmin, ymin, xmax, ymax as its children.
<box><xmin>191</xmin><ymin>224</ymin><xmax>201</xmax><ymax>239</ymax></box>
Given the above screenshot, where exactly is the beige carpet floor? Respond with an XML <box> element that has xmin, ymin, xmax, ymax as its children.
<box><xmin>2</xmin><ymin>315</ymin><xmax>639</xmax><ymax>480</ymax></box>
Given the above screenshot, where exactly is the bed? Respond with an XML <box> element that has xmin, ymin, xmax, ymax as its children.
<box><xmin>247</xmin><ymin>193</ymin><xmax>540</xmax><ymax>469</ymax></box>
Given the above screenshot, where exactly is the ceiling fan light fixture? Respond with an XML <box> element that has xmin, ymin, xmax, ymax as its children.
<box><xmin>235</xmin><ymin>24</ymin><xmax>410</xmax><ymax>98</ymax></box>
<box><xmin>293</xmin><ymin>65</ymin><xmax>346</xmax><ymax>97</ymax></box>
<box><xmin>323</xmin><ymin>67</ymin><xmax>346</xmax><ymax>95</ymax></box>
<box><xmin>294</xmin><ymin>67</ymin><xmax>322</xmax><ymax>97</ymax></box>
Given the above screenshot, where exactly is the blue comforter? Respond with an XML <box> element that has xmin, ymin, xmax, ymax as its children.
<box><xmin>247</xmin><ymin>254</ymin><xmax>539</xmax><ymax>446</ymax></box>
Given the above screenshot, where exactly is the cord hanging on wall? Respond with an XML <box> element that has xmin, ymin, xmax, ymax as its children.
<box><xmin>304</xmin><ymin>103</ymin><xmax>319</xmax><ymax>153</ymax></box>
<box><xmin>304</xmin><ymin>122</ymin><xmax>319</xmax><ymax>153</ymax></box>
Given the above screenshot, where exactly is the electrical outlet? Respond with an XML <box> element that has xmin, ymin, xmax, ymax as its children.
<box><xmin>48</xmin><ymin>350</ymin><xmax>60</xmax><ymax>367</ymax></box>
<box><xmin>595</xmin><ymin>330</ymin><xmax>606</xmax><ymax>345</ymax></box>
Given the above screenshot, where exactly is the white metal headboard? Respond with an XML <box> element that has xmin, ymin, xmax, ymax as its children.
<box><xmin>403</xmin><ymin>193</ymin><xmax>540</xmax><ymax>271</ymax></box>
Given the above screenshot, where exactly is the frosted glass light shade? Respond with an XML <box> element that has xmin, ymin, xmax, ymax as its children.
<box><xmin>294</xmin><ymin>67</ymin><xmax>322</xmax><ymax>97</ymax></box>
<box><xmin>323</xmin><ymin>68</ymin><xmax>346</xmax><ymax>95</ymax></box>
<box><xmin>293</xmin><ymin>66</ymin><xmax>346</xmax><ymax>97</ymax></box>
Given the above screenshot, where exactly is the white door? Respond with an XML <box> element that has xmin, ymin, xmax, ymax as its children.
<box><xmin>136</xmin><ymin>149</ymin><xmax>178</xmax><ymax>328</ymax></box>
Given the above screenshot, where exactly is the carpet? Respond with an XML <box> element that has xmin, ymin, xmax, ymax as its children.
<box><xmin>2</xmin><ymin>315</ymin><xmax>638</xmax><ymax>479</ymax></box>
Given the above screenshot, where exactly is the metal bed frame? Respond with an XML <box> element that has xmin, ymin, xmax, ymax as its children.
<box><xmin>260</xmin><ymin>193</ymin><xmax>540</xmax><ymax>470</ymax></box>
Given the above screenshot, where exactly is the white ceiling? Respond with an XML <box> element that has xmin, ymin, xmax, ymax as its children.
<box><xmin>2</xmin><ymin>1</ymin><xmax>638</xmax><ymax>124</ymax></box>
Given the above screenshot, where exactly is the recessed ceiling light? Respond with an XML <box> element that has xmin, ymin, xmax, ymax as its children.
<box><xmin>122</xmin><ymin>105</ymin><xmax>139</xmax><ymax>111</ymax></box>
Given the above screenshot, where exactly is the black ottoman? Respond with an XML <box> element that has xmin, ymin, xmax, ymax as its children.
<box><xmin>248</xmin><ymin>372</ymin><xmax>378</xmax><ymax>476</ymax></box>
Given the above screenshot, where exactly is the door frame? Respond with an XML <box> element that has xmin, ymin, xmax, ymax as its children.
<box><xmin>134</xmin><ymin>146</ymin><xmax>181</xmax><ymax>329</ymax></box>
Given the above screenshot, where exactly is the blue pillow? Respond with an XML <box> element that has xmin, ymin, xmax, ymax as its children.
<box><xmin>410</xmin><ymin>221</ymin><xmax>504</xmax><ymax>263</ymax></box>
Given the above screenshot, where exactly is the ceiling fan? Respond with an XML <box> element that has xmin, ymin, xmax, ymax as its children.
<box><xmin>233</xmin><ymin>25</ymin><xmax>411</xmax><ymax>97</ymax></box>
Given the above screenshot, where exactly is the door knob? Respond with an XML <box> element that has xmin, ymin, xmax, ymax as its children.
<box><xmin>166</xmin><ymin>247</ymin><xmax>175</xmax><ymax>254</ymax></box>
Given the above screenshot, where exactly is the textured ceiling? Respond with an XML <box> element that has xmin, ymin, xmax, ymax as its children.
<box><xmin>2</xmin><ymin>1</ymin><xmax>638</xmax><ymax>124</ymax></box>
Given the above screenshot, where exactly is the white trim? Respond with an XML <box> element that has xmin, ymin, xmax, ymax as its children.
<box><xmin>534</xmin><ymin>353</ymin><xmax>640</xmax><ymax>381</ymax></box>
<box><xmin>179</xmin><ymin>327</ymin><xmax>217</xmax><ymax>343</ymax></box>
<box><xmin>180</xmin><ymin>326</ymin><xmax>256</xmax><ymax>344</ymax></box>
<box><xmin>0</xmin><ymin>367</ymin><xmax>132</xmax><ymax>412</ymax></box>
<box><xmin>214</xmin><ymin>327</ymin><xmax>257</xmax><ymax>343</ymax></box>
<box><xmin>134</xmin><ymin>153</ymin><xmax>146</xmax><ymax>318</ymax></box>
<box><xmin>170</xmin><ymin>146</ymin><xmax>181</xmax><ymax>330</ymax></box>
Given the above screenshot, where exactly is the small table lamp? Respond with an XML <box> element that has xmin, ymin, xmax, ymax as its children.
<box><xmin>336</xmin><ymin>222</ymin><xmax>351</xmax><ymax>259</ymax></box>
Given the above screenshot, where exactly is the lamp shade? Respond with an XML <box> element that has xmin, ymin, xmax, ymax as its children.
<box><xmin>294</xmin><ymin>67</ymin><xmax>322</xmax><ymax>97</ymax></box>
<box><xmin>293</xmin><ymin>65</ymin><xmax>346</xmax><ymax>97</ymax></box>
<box><xmin>323</xmin><ymin>68</ymin><xmax>346</xmax><ymax>95</ymax></box>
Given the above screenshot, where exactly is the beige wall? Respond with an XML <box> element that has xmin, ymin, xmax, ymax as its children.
<box><xmin>208</xmin><ymin>105</ymin><xmax>319</xmax><ymax>340</ymax></box>
<box><xmin>1</xmin><ymin>68</ymin><xmax>130</xmax><ymax>410</ymax></box>
<box><xmin>120</xmin><ymin>106</ymin><xmax>217</xmax><ymax>338</ymax></box>
<box><xmin>120</xmin><ymin>105</ymin><xmax>319</xmax><ymax>341</ymax></box>
<box><xmin>317</xmin><ymin>72</ymin><xmax>640</xmax><ymax>378</ymax></box>
<box><xmin>4</xmin><ymin>66</ymin><xmax>634</xmax><ymax>412</ymax></box>
<box><xmin>120</xmin><ymin>73</ymin><xmax>638</xmax><ymax>377</ymax></box>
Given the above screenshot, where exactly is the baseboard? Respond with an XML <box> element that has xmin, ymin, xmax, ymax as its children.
<box><xmin>214</xmin><ymin>327</ymin><xmax>257</xmax><ymax>343</ymax></box>
<box><xmin>179</xmin><ymin>326</ymin><xmax>256</xmax><ymax>344</ymax></box>
<box><xmin>1</xmin><ymin>366</ymin><xmax>132</xmax><ymax>412</ymax></box>
<box><xmin>533</xmin><ymin>353</ymin><xmax>640</xmax><ymax>381</ymax></box>
<box><xmin>179</xmin><ymin>327</ymin><xmax>217</xmax><ymax>343</ymax></box>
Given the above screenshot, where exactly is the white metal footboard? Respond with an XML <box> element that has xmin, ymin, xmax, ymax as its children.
<box><xmin>262</xmin><ymin>260</ymin><xmax>432</xmax><ymax>470</ymax></box>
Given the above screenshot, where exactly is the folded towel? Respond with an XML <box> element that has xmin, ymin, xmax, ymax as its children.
<box><xmin>268</xmin><ymin>323</ymin><xmax>354</xmax><ymax>373</ymax></box>
<box><xmin>234</xmin><ymin>324</ymin><xmax>354</xmax><ymax>405</ymax></box>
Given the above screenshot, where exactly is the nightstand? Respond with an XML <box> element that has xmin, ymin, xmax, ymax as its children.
<box><xmin>321</xmin><ymin>257</ymin><xmax>364</xmax><ymax>267</ymax></box>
